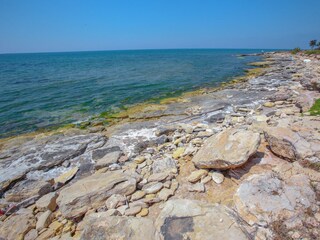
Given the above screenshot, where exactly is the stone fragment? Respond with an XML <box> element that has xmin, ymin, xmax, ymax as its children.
<box><xmin>54</xmin><ymin>167</ymin><xmax>79</xmax><ymax>185</ymax></box>
<box><xmin>36</xmin><ymin>210</ymin><xmax>53</xmax><ymax>231</ymax></box>
<box><xmin>4</xmin><ymin>179</ymin><xmax>52</xmax><ymax>202</ymax></box>
<box><xmin>264</xmin><ymin>127</ymin><xmax>313</xmax><ymax>161</ymax></box>
<box><xmin>131</xmin><ymin>190</ymin><xmax>146</xmax><ymax>201</ymax></box>
<box><xmin>124</xmin><ymin>205</ymin><xmax>142</xmax><ymax>216</ymax></box>
<box><xmin>155</xmin><ymin>199</ymin><xmax>248</xmax><ymax>240</ymax></box>
<box><xmin>172</xmin><ymin>147</ymin><xmax>185</xmax><ymax>159</ymax></box>
<box><xmin>80</xmin><ymin>214</ymin><xmax>156</xmax><ymax>239</ymax></box>
<box><xmin>137</xmin><ymin>208</ymin><xmax>149</xmax><ymax>217</ymax></box>
<box><xmin>57</xmin><ymin>171</ymin><xmax>136</xmax><ymax>219</ymax></box>
<box><xmin>105</xmin><ymin>194</ymin><xmax>127</xmax><ymax>209</ymax></box>
<box><xmin>95</xmin><ymin>151</ymin><xmax>121</xmax><ymax>170</ymax></box>
<box><xmin>148</xmin><ymin>172</ymin><xmax>169</xmax><ymax>182</ymax></box>
<box><xmin>158</xmin><ymin>188</ymin><xmax>174</xmax><ymax>201</ymax></box>
<box><xmin>36</xmin><ymin>192</ymin><xmax>58</xmax><ymax>212</ymax></box>
<box><xmin>263</xmin><ymin>102</ymin><xmax>275</xmax><ymax>107</ymax></box>
<box><xmin>187</xmin><ymin>169</ymin><xmax>208</xmax><ymax>183</ymax></box>
<box><xmin>152</xmin><ymin>157</ymin><xmax>177</xmax><ymax>173</ymax></box>
<box><xmin>192</xmin><ymin>129</ymin><xmax>260</xmax><ymax>169</ymax></box>
<box><xmin>105</xmin><ymin>209</ymin><xmax>121</xmax><ymax>216</ymax></box>
<box><xmin>134</xmin><ymin>156</ymin><xmax>146</xmax><ymax>164</ymax></box>
<box><xmin>142</xmin><ymin>182</ymin><xmax>163</xmax><ymax>194</ymax></box>
<box><xmin>211</xmin><ymin>171</ymin><xmax>224</xmax><ymax>184</ymax></box>
<box><xmin>24</xmin><ymin>229</ymin><xmax>38</xmax><ymax>240</ymax></box>
<box><xmin>0</xmin><ymin>208</ymin><xmax>36</xmax><ymax>240</ymax></box>
<box><xmin>188</xmin><ymin>182</ymin><xmax>205</xmax><ymax>192</ymax></box>
<box><xmin>201</xmin><ymin>175</ymin><xmax>212</xmax><ymax>184</ymax></box>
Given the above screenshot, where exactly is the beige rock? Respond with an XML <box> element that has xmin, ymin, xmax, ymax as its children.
<box><xmin>136</xmin><ymin>208</ymin><xmax>149</xmax><ymax>217</ymax></box>
<box><xmin>0</xmin><ymin>209</ymin><xmax>36</xmax><ymax>240</ymax></box>
<box><xmin>24</xmin><ymin>229</ymin><xmax>38</xmax><ymax>240</ymax></box>
<box><xmin>142</xmin><ymin>182</ymin><xmax>163</xmax><ymax>194</ymax></box>
<box><xmin>264</xmin><ymin>127</ymin><xmax>313</xmax><ymax>161</ymax></box>
<box><xmin>148</xmin><ymin>172</ymin><xmax>169</xmax><ymax>182</ymax></box>
<box><xmin>158</xmin><ymin>188</ymin><xmax>174</xmax><ymax>201</ymax></box>
<box><xmin>131</xmin><ymin>190</ymin><xmax>146</xmax><ymax>201</ymax></box>
<box><xmin>124</xmin><ymin>205</ymin><xmax>142</xmax><ymax>216</ymax></box>
<box><xmin>56</xmin><ymin>170</ymin><xmax>136</xmax><ymax>219</ymax></box>
<box><xmin>155</xmin><ymin>199</ymin><xmax>248</xmax><ymax>240</ymax></box>
<box><xmin>95</xmin><ymin>151</ymin><xmax>121</xmax><ymax>170</ymax></box>
<box><xmin>192</xmin><ymin>129</ymin><xmax>260</xmax><ymax>169</ymax></box>
<box><xmin>211</xmin><ymin>171</ymin><xmax>224</xmax><ymax>184</ymax></box>
<box><xmin>188</xmin><ymin>182</ymin><xmax>205</xmax><ymax>192</ymax></box>
<box><xmin>36</xmin><ymin>210</ymin><xmax>53</xmax><ymax>231</ymax></box>
<box><xmin>134</xmin><ymin>156</ymin><xmax>146</xmax><ymax>164</ymax></box>
<box><xmin>80</xmin><ymin>214</ymin><xmax>156</xmax><ymax>239</ymax></box>
<box><xmin>172</xmin><ymin>147</ymin><xmax>185</xmax><ymax>159</ymax></box>
<box><xmin>187</xmin><ymin>169</ymin><xmax>208</xmax><ymax>183</ymax></box>
<box><xmin>49</xmin><ymin>220</ymin><xmax>64</xmax><ymax>233</ymax></box>
<box><xmin>263</xmin><ymin>102</ymin><xmax>275</xmax><ymax>107</ymax></box>
<box><xmin>105</xmin><ymin>194</ymin><xmax>126</xmax><ymax>209</ymax></box>
<box><xmin>36</xmin><ymin>192</ymin><xmax>58</xmax><ymax>212</ymax></box>
<box><xmin>54</xmin><ymin>167</ymin><xmax>78</xmax><ymax>185</ymax></box>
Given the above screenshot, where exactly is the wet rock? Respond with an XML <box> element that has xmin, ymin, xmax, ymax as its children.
<box><xmin>5</xmin><ymin>179</ymin><xmax>52</xmax><ymax>202</ymax></box>
<box><xmin>92</xmin><ymin>146</ymin><xmax>121</xmax><ymax>160</ymax></box>
<box><xmin>187</xmin><ymin>169</ymin><xmax>208</xmax><ymax>183</ymax></box>
<box><xmin>57</xmin><ymin>170</ymin><xmax>136</xmax><ymax>219</ymax></box>
<box><xmin>206</xmin><ymin>112</ymin><xmax>225</xmax><ymax>123</ymax></box>
<box><xmin>264</xmin><ymin>127</ymin><xmax>313</xmax><ymax>161</ymax></box>
<box><xmin>192</xmin><ymin>129</ymin><xmax>260</xmax><ymax>169</ymax></box>
<box><xmin>95</xmin><ymin>151</ymin><xmax>121</xmax><ymax>170</ymax></box>
<box><xmin>155</xmin><ymin>199</ymin><xmax>248</xmax><ymax>240</ymax></box>
<box><xmin>152</xmin><ymin>157</ymin><xmax>177</xmax><ymax>174</ymax></box>
<box><xmin>35</xmin><ymin>192</ymin><xmax>58</xmax><ymax>212</ymax></box>
<box><xmin>234</xmin><ymin>171</ymin><xmax>316</xmax><ymax>225</ymax></box>
<box><xmin>80</xmin><ymin>214</ymin><xmax>156</xmax><ymax>240</ymax></box>
<box><xmin>0</xmin><ymin>208</ymin><xmax>36</xmax><ymax>240</ymax></box>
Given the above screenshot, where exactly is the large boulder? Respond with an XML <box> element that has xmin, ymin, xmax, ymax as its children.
<box><xmin>80</xmin><ymin>213</ymin><xmax>156</xmax><ymax>240</ymax></box>
<box><xmin>0</xmin><ymin>208</ymin><xmax>36</xmax><ymax>240</ymax></box>
<box><xmin>234</xmin><ymin>171</ymin><xmax>316</xmax><ymax>226</ymax></box>
<box><xmin>155</xmin><ymin>199</ymin><xmax>249</xmax><ymax>240</ymax></box>
<box><xmin>57</xmin><ymin>170</ymin><xmax>136</xmax><ymax>219</ymax></box>
<box><xmin>264</xmin><ymin>127</ymin><xmax>313</xmax><ymax>161</ymax></box>
<box><xmin>192</xmin><ymin>129</ymin><xmax>260</xmax><ymax>169</ymax></box>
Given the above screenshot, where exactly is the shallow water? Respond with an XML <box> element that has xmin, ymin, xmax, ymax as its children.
<box><xmin>0</xmin><ymin>49</ymin><xmax>273</xmax><ymax>138</ymax></box>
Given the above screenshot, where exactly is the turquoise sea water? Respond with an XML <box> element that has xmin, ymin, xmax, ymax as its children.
<box><xmin>0</xmin><ymin>49</ymin><xmax>273</xmax><ymax>138</ymax></box>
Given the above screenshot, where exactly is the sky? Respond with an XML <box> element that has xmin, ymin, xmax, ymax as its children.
<box><xmin>0</xmin><ymin>0</ymin><xmax>319</xmax><ymax>53</ymax></box>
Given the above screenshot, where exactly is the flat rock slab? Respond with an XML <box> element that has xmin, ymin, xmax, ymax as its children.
<box><xmin>80</xmin><ymin>213</ymin><xmax>156</xmax><ymax>240</ymax></box>
<box><xmin>155</xmin><ymin>199</ymin><xmax>249</xmax><ymax>240</ymax></box>
<box><xmin>234</xmin><ymin>171</ymin><xmax>316</xmax><ymax>226</ymax></box>
<box><xmin>57</xmin><ymin>170</ymin><xmax>136</xmax><ymax>219</ymax></box>
<box><xmin>192</xmin><ymin>129</ymin><xmax>260</xmax><ymax>169</ymax></box>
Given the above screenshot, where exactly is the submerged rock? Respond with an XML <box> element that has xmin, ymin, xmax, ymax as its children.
<box><xmin>192</xmin><ymin>129</ymin><xmax>260</xmax><ymax>169</ymax></box>
<box><xmin>155</xmin><ymin>199</ymin><xmax>249</xmax><ymax>240</ymax></box>
<box><xmin>57</xmin><ymin>170</ymin><xmax>136</xmax><ymax>219</ymax></box>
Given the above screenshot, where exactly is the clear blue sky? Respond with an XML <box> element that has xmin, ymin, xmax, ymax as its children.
<box><xmin>0</xmin><ymin>0</ymin><xmax>319</xmax><ymax>53</ymax></box>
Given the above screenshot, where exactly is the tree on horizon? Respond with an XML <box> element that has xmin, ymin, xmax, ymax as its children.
<box><xmin>309</xmin><ymin>40</ymin><xmax>317</xmax><ymax>49</ymax></box>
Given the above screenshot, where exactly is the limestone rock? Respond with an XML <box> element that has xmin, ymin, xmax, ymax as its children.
<box><xmin>95</xmin><ymin>151</ymin><xmax>121</xmax><ymax>170</ymax></box>
<box><xmin>234</xmin><ymin>171</ymin><xmax>316</xmax><ymax>225</ymax></box>
<box><xmin>124</xmin><ymin>205</ymin><xmax>142</xmax><ymax>216</ymax></box>
<box><xmin>80</xmin><ymin>214</ymin><xmax>156</xmax><ymax>240</ymax></box>
<box><xmin>36</xmin><ymin>192</ymin><xmax>58</xmax><ymax>212</ymax></box>
<box><xmin>57</xmin><ymin>170</ymin><xmax>136</xmax><ymax>219</ymax></box>
<box><xmin>264</xmin><ymin>127</ymin><xmax>313</xmax><ymax>161</ymax></box>
<box><xmin>188</xmin><ymin>182</ymin><xmax>205</xmax><ymax>192</ymax></box>
<box><xmin>36</xmin><ymin>210</ymin><xmax>53</xmax><ymax>231</ymax></box>
<box><xmin>54</xmin><ymin>167</ymin><xmax>78</xmax><ymax>185</ymax></box>
<box><xmin>187</xmin><ymin>169</ymin><xmax>208</xmax><ymax>183</ymax></box>
<box><xmin>105</xmin><ymin>194</ymin><xmax>126</xmax><ymax>209</ymax></box>
<box><xmin>0</xmin><ymin>208</ymin><xmax>36</xmax><ymax>240</ymax></box>
<box><xmin>4</xmin><ymin>179</ymin><xmax>52</xmax><ymax>202</ymax></box>
<box><xmin>142</xmin><ymin>182</ymin><xmax>163</xmax><ymax>194</ymax></box>
<box><xmin>24</xmin><ymin>229</ymin><xmax>38</xmax><ymax>240</ymax></box>
<box><xmin>211</xmin><ymin>171</ymin><xmax>224</xmax><ymax>184</ymax></box>
<box><xmin>148</xmin><ymin>172</ymin><xmax>169</xmax><ymax>182</ymax></box>
<box><xmin>131</xmin><ymin>190</ymin><xmax>146</xmax><ymax>201</ymax></box>
<box><xmin>155</xmin><ymin>199</ymin><xmax>248</xmax><ymax>240</ymax></box>
<box><xmin>152</xmin><ymin>157</ymin><xmax>177</xmax><ymax>173</ymax></box>
<box><xmin>158</xmin><ymin>188</ymin><xmax>174</xmax><ymax>201</ymax></box>
<box><xmin>192</xmin><ymin>129</ymin><xmax>260</xmax><ymax>169</ymax></box>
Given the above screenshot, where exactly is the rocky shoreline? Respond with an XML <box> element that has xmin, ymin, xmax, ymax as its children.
<box><xmin>1</xmin><ymin>51</ymin><xmax>320</xmax><ymax>240</ymax></box>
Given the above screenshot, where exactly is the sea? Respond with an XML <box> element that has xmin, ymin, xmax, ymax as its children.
<box><xmin>0</xmin><ymin>49</ymin><xmax>274</xmax><ymax>138</ymax></box>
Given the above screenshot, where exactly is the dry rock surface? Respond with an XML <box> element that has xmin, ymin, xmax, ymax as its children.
<box><xmin>1</xmin><ymin>51</ymin><xmax>320</xmax><ymax>240</ymax></box>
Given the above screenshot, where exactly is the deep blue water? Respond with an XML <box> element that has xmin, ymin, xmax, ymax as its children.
<box><xmin>0</xmin><ymin>49</ymin><xmax>273</xmax><ymax>138</ymax></box>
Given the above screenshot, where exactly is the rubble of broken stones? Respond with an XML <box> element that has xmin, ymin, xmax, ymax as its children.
<box><xmin>0</xmin><ymin>51</ymin><xmax>320</xmax><ymax>240</ymax></box>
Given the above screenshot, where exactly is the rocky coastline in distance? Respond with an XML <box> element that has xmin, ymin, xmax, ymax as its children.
<box><xmin>0</xmin><ymin>51</ymin><xmax>320</xmax><ymax>239</ymax></box>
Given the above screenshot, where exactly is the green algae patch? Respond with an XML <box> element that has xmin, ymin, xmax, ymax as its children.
<box><xmin>309</xmin><ymin>99</ymin><xmax>320</xmax><ymax>116</ymax></box>
<box><xmin>248</xmin><ymin>61</ymin><xmax>273</xmax><ymax>67</ymax></box>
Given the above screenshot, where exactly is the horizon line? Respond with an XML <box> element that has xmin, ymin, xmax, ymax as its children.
<box><xmin>0</xmin><ymin>47</ymin><xmax>289</xmax><ymax>55</ymax></box>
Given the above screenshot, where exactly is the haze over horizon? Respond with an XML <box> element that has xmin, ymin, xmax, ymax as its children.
<box><xmin>1</xmin><ymin>0</ymin><xmax>320</xmax><ymax>54</ymax></box>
